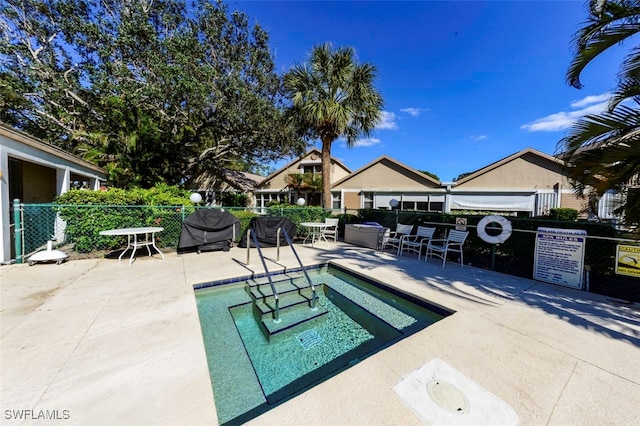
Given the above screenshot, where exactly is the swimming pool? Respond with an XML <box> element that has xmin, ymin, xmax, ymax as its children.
<box><xmin>195</xmin><ymin>264</ymin><xmax>451</xmax><ymax>425</ymax></box>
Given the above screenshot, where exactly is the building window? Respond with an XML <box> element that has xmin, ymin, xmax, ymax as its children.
<box><xmin>260</xmin><ymin>193</ymin><xmax>286</xmax><ymax>207</ymax></box>
<box><xmin>332</xmin><ymin>193</ymin><xmax>341</xmax><ymax>210</ymax></box>
<box><xmin>429</xmin><ymin>202</ymin><xmax>444</xmax><ymax>212</ymax></box>
<box><xmin>302</xmin><ymin>165</ymin><xmax>321</xmax><ymax>175</ymax></box>
<box><xmin>401</xmin><ymin>201</ymin><xmax>415</xmax><ymax>211</ymax></box>
<box><xmin>363</xmin><ymin>192</ymin><xmax>373</xmax><ymax>209</ymax></box>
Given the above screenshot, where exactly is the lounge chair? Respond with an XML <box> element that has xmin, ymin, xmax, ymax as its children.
<box><xmin>399</xmin><ymin>226</ymin><xmax>436</xmax><ymax>259</ymax></box>
<box><xmin>382</xmin><ymin>223</ymin><xmax>414</xmax><ymax>254</ymax></box>
<box><xmin>425</xmin><ymin>229</ymin><xmax>469</xmax><ymax>267</ymax></box>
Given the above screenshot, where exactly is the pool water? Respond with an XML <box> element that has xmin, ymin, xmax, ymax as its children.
<box><xmin>195</xmin><ymin>265</ymin><xmax>449</xmax><ymax>425</ymax></box>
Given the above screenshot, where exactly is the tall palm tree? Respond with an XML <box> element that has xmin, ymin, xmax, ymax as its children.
<box><xmin>284</xmin><ymin>43</ymin><xmax>383</xmax><ymax>208</ymax></box>
<box><xmin>559</xmin><ymin>0</ymin><xmax>640</xmax><ymax>219</ymax></box>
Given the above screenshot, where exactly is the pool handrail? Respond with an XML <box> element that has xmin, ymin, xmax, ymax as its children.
<box><xmin>245</xmin><ymin>227</ymin><xmax>318</xmax><ymax>312</ymax></box>
<box><xmin>280</xmin><ymin>227</ymin><xmax>317</xmax><ymax>310</ymax></box>
<box><xmin>247</xmin><ymin>228</ymin><xmax>281</xmax><ymax>323</ymax></box>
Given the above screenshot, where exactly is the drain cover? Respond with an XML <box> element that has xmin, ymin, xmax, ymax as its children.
<box><xmin>426</xmin><ymin>379</ymin><xmax>469</xmax><ymax>414</ymax></box>
<box><xmin>296</xmin><ymin>328</ymin><xmax>323</xmax><ymax>350</ymax></box>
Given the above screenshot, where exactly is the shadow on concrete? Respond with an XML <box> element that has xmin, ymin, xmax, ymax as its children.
<box><xmin>302</xmin><ymin>244</ymin><xmax>640</xmax><ymax>348</ymax></box>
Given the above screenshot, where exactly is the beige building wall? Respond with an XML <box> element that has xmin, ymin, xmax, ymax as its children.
<box><xmin>343</xmin><ymin>191</ymin><xmax>361</xmax><ymax>211</ymax></box>
<box><xmin>560</xmin><ymin>192</ymin><xmax>588</xmax><ymax>213</ymax></box>
<box><xmin>455</xmin><ymin>153</ymin><xmax>570</xmax><ymax>190</ymax></box>
<box><xmin>260</xmin><ymin>162</ymin><xmax>302</xmax><ymax>191</ymax></box>
<box><xmin>258</xmin><ymin>150</ymin><xmax>350</xmax><ymax>191</ymax></box>
<box><xmin>333</xmin><ymin>159</ymin><xmax>439</xmax><ymax>191</ymax></box>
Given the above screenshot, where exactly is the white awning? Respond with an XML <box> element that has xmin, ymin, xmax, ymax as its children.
<box><xmin>374</xmin><ymin>194</ymin><xmax>401</xmax><ymax>208</ymax></box>
<box><xmin>400</xmin><ymin>195</ymin><xmax>429</xmax><ymax>202</ymax></box>
<box><xmin>450</xmin><ymin>194</ymin><xmax>535</xmax><ymax>211</ymax></box>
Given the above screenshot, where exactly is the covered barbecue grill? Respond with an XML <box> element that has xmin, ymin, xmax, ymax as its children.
<box><xmin>178</xmin><ymin>209</ymin><xmax>240</xmax><ymax>253</ymax></box>
<box><xmin>238</xmin><ymin>216</ymin><xmax>296</xmax><ymax>248</ymax></box>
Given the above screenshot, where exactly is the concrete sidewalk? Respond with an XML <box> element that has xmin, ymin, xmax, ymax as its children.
<box><xmin>1</xmin><ymin>242</ymin><xmax>639</xmax><ymax>425</ymax></box>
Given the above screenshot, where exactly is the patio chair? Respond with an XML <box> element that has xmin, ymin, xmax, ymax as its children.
<box><xmin>425</xmin><ymin>229</ymin><xmax>469</xmax><ymax>267</ymax></box>
<box><xmin>399</xmin><ymin>226</ymin><xmax>436</xmax><ymax>260</ymax></box>
<box><xmin>320</xmin><ymin>218</ymin><xmax>340</xmax><ymax>242</ymax></box>
<box><xmin>382</xmin><ymin>223</ymin><xmax>414</xmax><ymax>254</ymax></box>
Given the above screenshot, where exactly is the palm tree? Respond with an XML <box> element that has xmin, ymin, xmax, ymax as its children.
<box><xmin>559</xmin><ymin>0</ymin><xmax>640</xmax><ymax>219</ymax></box>
<box><xmin>285</xmin><ymin>173</ymin><xmax>306</xmax><ymax>201</ymax></box>
<box><xmin>303</xmin><ymin>172</ymin><xmax>324</xmax><ymax>206</ymax></box>
<box><xmin>284</xmin><ymin>43</ymin><xmax>384</xmax><ymax>208</ymax></box>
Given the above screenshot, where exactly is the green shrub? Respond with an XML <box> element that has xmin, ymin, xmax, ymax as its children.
<box><xmin>54</xmin><ymin>185</ymin><xmax>194</xmax><ymax>253</ymax></box>
<box><xmin>263</xmin><ymin>203</ymin><xmax>332</xmax><ymax>238</ymax></box>
<box><xmin>548</xmin><ymin>208</ymin><xmax>579</xmax><ymax>221</ymax></box>
<box><xmin>231</xmin><ymin>210</ymin><xmax>259</xmax><ymax>242</ymax></box>
<box><xmin>219</xmin><ymin>192</ymin><xmax>249</xmax><ymax>207</ymax></box>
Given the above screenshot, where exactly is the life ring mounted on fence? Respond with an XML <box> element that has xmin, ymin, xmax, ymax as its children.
<box><xmin>477</xmin><ymin>215</ymin><xmax>512</xmax><ymax>244</ymax></box>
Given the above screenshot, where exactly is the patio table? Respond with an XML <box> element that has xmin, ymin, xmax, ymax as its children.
<box><xmin>99</xmin><ymin>227</ymin><xmax>164</xmax><ymax>265</ymax></box>
<box><xmin>300</xmin><ymin>222</ymin><xmax>329</xmax><ymax>247</ymax></box>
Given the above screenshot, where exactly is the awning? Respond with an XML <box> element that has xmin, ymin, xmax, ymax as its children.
<box><xmin>450</xmin><ymin>194</ymin><xmax>535</xmax><ymax>211</ymax></box>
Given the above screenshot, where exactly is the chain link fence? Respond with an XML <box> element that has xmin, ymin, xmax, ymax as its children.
<box><xmin>11</xmin><ymin>202</ymin><xmax>334</xmax><ymax>259</ymax></box>
<box><xmin>11</xmin><ymin>203</ymin><xmax>640</xmax><ymax>303</ymax></box>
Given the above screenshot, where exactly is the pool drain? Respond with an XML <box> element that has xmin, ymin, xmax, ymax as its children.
<box><xmin>296</xmin><ymin>328</ymin><xmax>323</xmax><ymax>350</ymax></box>
<box><xmin>426</xmin><ymin>379</ymin><xmax>469</xmax><ymax>414</ymax></box>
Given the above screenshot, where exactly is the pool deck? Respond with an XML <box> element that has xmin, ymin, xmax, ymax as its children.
<box><xmin>1</xmin><ymin>241</ymin><xmax>639</xmax><ymax>425</ymax></box>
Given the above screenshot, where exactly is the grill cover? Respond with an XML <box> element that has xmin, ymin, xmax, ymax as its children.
<box><xmin>178</xmin><ymin>209</ymin><xmax>240</xmax><ymax>253</ymax></box>
<box><xmin>239</xmin><ymin>216</ymin><xmax>297</xmax><ymax>248</ymax></box>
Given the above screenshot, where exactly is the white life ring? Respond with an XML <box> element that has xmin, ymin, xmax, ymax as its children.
<box><xmin>477</xmin><ymin>215</ymin><xmax>512</xmax><ymax>244</ymax></box>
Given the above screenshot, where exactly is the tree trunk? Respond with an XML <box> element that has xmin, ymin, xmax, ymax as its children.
<box><xmin>321</xmin><ymin>138</ymin><xmax>333</xmax><ymax>209</ymax></box>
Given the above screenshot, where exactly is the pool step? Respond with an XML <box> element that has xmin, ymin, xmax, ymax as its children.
<box><xmin>247</xmin><ymin>277</ymin><xmax>306</xmax><ymax>301</ymax></box>
<box><xmin>247</xmin><ymin>272</ymin><xmax>304</xmax><ymax>290</ymax></box>
<box><xmin>260</xmin><ymin>302</ymin><xmax>328</xmax><ymax>337</ymax></box>
<box><xmin>252</xmin><ymin>286</ymin><xmax>315</xmax><ymax>313</ymax></box>
<box><xmin>248</xmin><ymin>279</ymin><xmax>327</xmax><ymax>337</ymax></box>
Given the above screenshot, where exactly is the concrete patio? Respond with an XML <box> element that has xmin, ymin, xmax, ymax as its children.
<box><xmin>1</xmin><ymin>241</ymin><xmax>639</xmax><ymax>425</ymax></box>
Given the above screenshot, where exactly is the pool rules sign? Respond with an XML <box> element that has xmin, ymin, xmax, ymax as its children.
<box><xmin>533</xmin><ymin>227</ymin><xmax>586</xmax><ymax>289</ymax></box>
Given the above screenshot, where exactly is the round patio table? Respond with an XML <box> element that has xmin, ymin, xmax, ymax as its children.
<box><xmin>300</xmin><ymin>222</ymin><xmax>329</xmax><ymax>247</ymax></box>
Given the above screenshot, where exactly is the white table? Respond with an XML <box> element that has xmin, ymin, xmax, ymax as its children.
<box><xmin>300</xmin><ymin>222</ymin><xmax>330</xmax><ymax>247</ymax></box>
<box><xmin>99</xmin><ymin>227</ymin><xmax>165</xmax><ymax>265</ymax></box>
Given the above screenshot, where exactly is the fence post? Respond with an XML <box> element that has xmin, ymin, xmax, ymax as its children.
<box><xmin>13</xmin><ymin>199</ymin><xmax>22</xmax><ymax>264</ymax></box>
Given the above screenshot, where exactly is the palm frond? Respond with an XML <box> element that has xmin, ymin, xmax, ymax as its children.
<box><xmin>559</xmin><ymin>104</ymin><xmax>640</xmax><ymax>153</ymax></box>
<box><xmin>567</xmin><ymin>1</ymin><xmax>640</xmax><ymax>88</ymax></box>
<box><xmin>609</xmin><ymin>78</ymin><xmax>640</xmax><ymax>108</ymax></box>
<box><xmin>560</xmin><ymin>103</ymin><xmax>640</xmax><ymax>198</ymax></box>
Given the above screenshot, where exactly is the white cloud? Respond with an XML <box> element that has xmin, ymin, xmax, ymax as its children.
<box><xmin>376</xmin><ymin>111</ymin><xmax>398</xmax><ymax>130</ymax></box>
<box><xmin>354</xmin><ymin>137</ymin><xmax>381</xmax><ymax>147</ymax></box>
<box><xmin>337</xmin><ymin>137</ymin><xmax>381</xmax><ymax>148</ymax></box>
<box><xmin>400</xmin><ymin>107</ymin><xmax>426</xmax><ymax>117</ymax></box>
<box><xmin>570</xmin><ymin>92</ymin><xmax>612</xmax><ymax>108</ymax></box>
<box><xmin>471</xmin><ymin>135</ymin><xmax>488</xmax><ymax>141</ymax></box>
<box><xmin>521</xmin><ymin>92</ymin><xmax>611</xmax><ymax>132</ymax></box>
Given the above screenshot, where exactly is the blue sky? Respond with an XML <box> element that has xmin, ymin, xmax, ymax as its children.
<box><xmin>229</xmin><ymin>0</ymin><xmax>625</xmax><ymax>182</ymax></box>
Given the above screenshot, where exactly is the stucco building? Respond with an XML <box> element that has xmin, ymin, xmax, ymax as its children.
<box><xmin>0</xmin><ymin>123</ymin><xmax>106</xmax><ymax>263</ymax></box>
